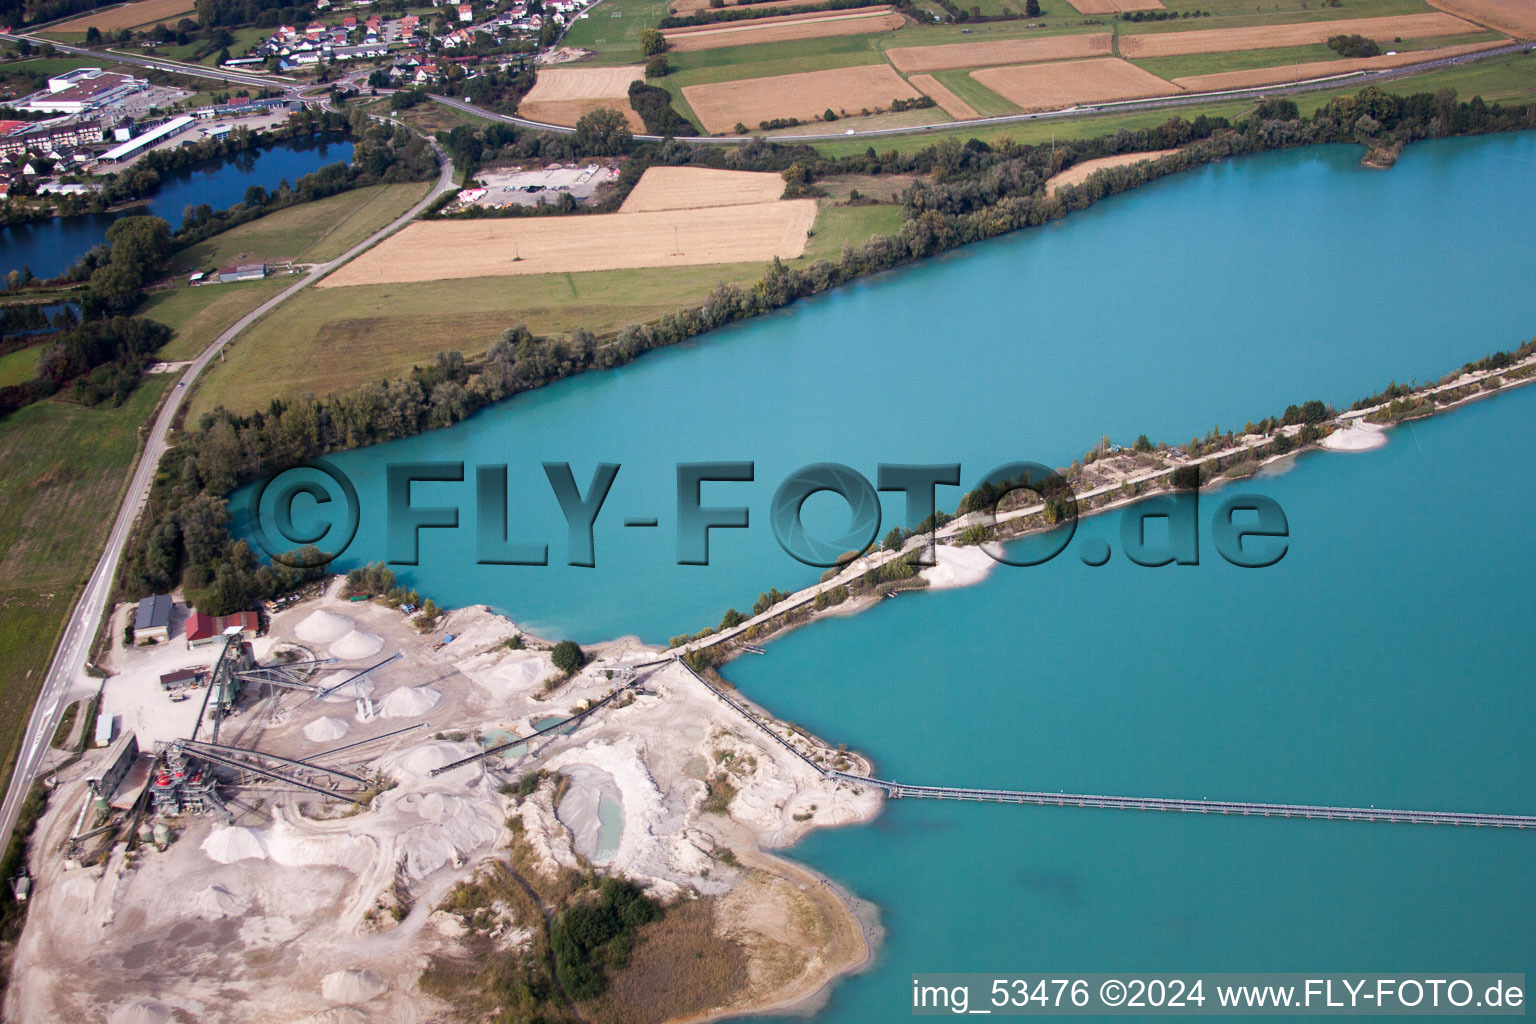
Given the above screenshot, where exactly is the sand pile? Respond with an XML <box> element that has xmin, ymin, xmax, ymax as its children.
<box><xmin>263</xmin><ymin>820</ymin><xmax>375</xmax><ymax>874</ymax></box>
<box><xmin>315</xmin><ymin>670</ymin><xmax>374</xmax><ymax>702</ymax></box>
<box><xmin>109</xmin><ymin>1001</ymin><xmax>173</xmax><ymax>1024</ymax></box>
<box><xmin>390</xmin><ymin>791</ymin><xmax>502</xmax><ymax>879</ymax></box>
<box><xmin>379</xmin><ymin>685</ymin><xmax>441</xmax><ymax>718</ymax></box>
<box><xmin>296</xmin><ymin>610</ymin><xmax>356</xmax><ymax>643</ymax></box>
<box><xmin>192</xmin><ymin>884</ymin><xmax>245</xmax><ymax>919</ymax></box>
<box><xmin>386</xmin><ymin>741</ymin><xmax>472</xmax><ymax>783</ymax></box>
<box><xmin>304</xmin><ymin>716</ymin><xmax>350</xmax><ymax>742</ymax></box>
<box><xmin>321</xmin><ymin>968</ymin><xmax>387</xmax><ymax>1004</ymax></box>
<box><xmin>301</xmin><ymin>1011</ymin><xmax>370</xmax><ymax>1024</ymax></box>
<box><xmin>481</xmin><ymin>656</ymin><xmax>546</xmax><ymax>695</ymax></box>
<box><xmin>201</xmin><ymin>826</ymin><xmax>266</xmax><ymax>864</ymax></box>
<box><xmin>331</xmin><ymin>628</ymin><xmax>384</xmax><ymax>659</ymax></box>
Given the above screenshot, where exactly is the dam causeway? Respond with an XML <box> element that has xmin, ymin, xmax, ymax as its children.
<box><xmin>675</xmin><ymin>662</ymin><xmax>1536</xmax><ymax>831</ymax></box>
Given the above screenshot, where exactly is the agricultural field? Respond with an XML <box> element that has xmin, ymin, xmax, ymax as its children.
<box><xmin>683</xmin><ymin>63</ymin><xmax>922</xmax><ymax>131</ymax></box>
<box><xmin>970</xmin><ymin>57</ymin><xmax>1181</xmax><ymax>109</ymax></box>
<box><xmin>169</xmin><ymin>182</ymin><xmax>435</xmax><ymax>273</ymax></box>
<box><xmin>520</xmin><ymin>66</ymin><xmax>647</xmax><ymax>129</ymax></box>
<box><xmin>885</xmin><ymin>31</ymin><xmax>1111</xmax><ymax>72</ymax></box>
<box><xmin>1168</xmin><ymin>39</ymin><xmax>1509</xmax><ymax>89</ymax></box>
<box><xmin>0</xmin><ymin>378</ymin><xmax>171</xmax><ymax>798</ymax></box>
<box><xmin>1426</xmin><ymin>0</ymin><xmax>1536</xmax><ymax>37</ymax></box>
<box><xmin>662</xmin><ymin>8</ymin><xmax>906</xmax><ymax>52</ymax></box>
<box><xmin>1116</xmin><ymin>11</ymin><xmax>1480</xmax><ymax>55</ymax></box>
<box><xmin>671</xmin><ymin>0</ymin><xmax>830</xmax><ymax>12</ymax></box>
<box><xmin>1067</xmin><ymin>0</ymin><xmax>1163</xmax><ymax>13</ymax></box>
<box><xmin>619</xmin><ymin>166</ymin><xmax>786</xmax><ymax>211</ymax></box>
<box><xmin>43</xmin><ymin>0</ymin><xmax>195</xmax><ymax>32</ymax></box>
<box><xmin>320</xmin><ymin>199</ymin><xmax>818</xmax><ymax>285</ymax></box>
<box><xmin>138</xmin><ymin>278</ymin><xmax>289</xmax><ymax>361</ymax></box>
<box><xmin>909</xmin><ymin>73</ymin><xmax>981</xmax><ymax>118</ymax></box>
<box><xmin>1045</xmin><ymin>148</ymin><xmax>1181</xmax><ymax>190</ymax></box>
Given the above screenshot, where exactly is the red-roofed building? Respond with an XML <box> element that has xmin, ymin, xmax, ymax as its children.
<box><xmin>185</xmin><ymin>610</ymin><xmax>217</xmax><ymax>647</ymax></box>
<box><xmin>0</xmin><ymin>120</ymin><xmax>26</xmax><ymax>137</ymax></box>
<box><xmin>187</xmin><ymin>610</ymin><xmax>261</xmax><ymax>647</ymax></box>
<box><xmin>342</xmin><ymin>15</ymin><xmax>357</xmax><ymax>27</ymax></box>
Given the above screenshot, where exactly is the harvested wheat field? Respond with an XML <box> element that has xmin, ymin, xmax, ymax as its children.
<box><xmin>520</xmin><ymin>66</ymin><xmax>646</xmax><ymax>130</ymax></box>
<box><xmin>909</xmin><ymin>73</ymin><xmax>980</xmax><ymax>119</ymax></box>
<box><xmin>1046</xmin><ymin>149</ymin><xmax>1180</xmax><ymax>191</ymax></box>
<box><xmin>886</xmin><ymin>31</ymin><xmax>1110</xmax><ymax>72</ymax></box>
<box><xmin>663</xmin><ymin>7</ymin><xmax>905</xmax><ymax>50</ymax></box>
<box><xmin>1066</xmin><ymin>0</ymin><xmax>1163</xmax><ymax>13</ymax></box>
<box><xmin>683</xmin><ymin>64</ymin><xmax>922</xmax><ymax>133</ymax></box>
<box><xmin>671</xmin><ymin>0</ymin><xmax>828</xmax><ymax>13</ymax></box>
<box><xmin>48</xmin><ymin>0</ymin><xmax>194</xmax><ymax>31</ymax></box>
<box><xmin>970</xmin><ymin>57</ymin><xmax>1180</xmax><ymax>110</ymax></box>
<box><xmin>1117</xmin><ymin>12</ymin><xmax>1480</xmax><ymax>58</ymax></box>
<box><xmin>1427</xmin><ymin>0</ymin><xmax>1536</xmax><ymax>38</ymax></box>
<box><xmin>1172</xmin><ymin>39</ymin><xmax>1509</xmax><ymax>90</ymax></box>
<box><xmin>320</xmin><ymin>201</ymin><xmax>818</xmax><ymax>286</ymax></box>
<box><xmin>620</xmin><ymin>167</ymin><xmax>786</xmax><ymax>212</ymax></box>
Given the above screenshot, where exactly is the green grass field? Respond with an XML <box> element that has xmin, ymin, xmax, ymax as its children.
<box><xmin>561</xmin><ymin>0</ymin><xmax>671</xmax><ymax>65</ymax></box>
<box><xmin>931</xmin><ymin>66</ymin><xmax>1021</xmax><ymax>115</ymax></box>
<box><xmin>170</xmin><ymin>182</ymin><xmax>434</xmax><ymax>272</ymax></box>
<box><xmin>139</xmin><ymin>278</ymin><xmax>289</xmax><ymax>361</ymax></box>
<box><xmin>1121</xmin><ymin>0</ymin><xmax>1434</xmax><ymax>31</ymax></box>
<box><xmin>0</xmin><ymin>347</ymin><xmax>40</xmax><ymax>389</ymax></box>
<box><xmin>1129</xmin><ymin>32</ymin><xmax>1505</xmax><ymax>79</ymax></box>
<box><xmin>0</xmin><ymin>378</ymin><xmax>171</xmax><ymax>799</ymax></box>
<box><xmin>148</xmin><ymin>26</ymin><xmax>270</xmax><ymax>66</ymax></box>
<box><xmin>803</xmin><ymin>202</ymin><xmax>906</xmax><ymax>260</ymax></box>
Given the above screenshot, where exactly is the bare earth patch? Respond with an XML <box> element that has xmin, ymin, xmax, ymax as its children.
<box><xmin>886</xmin><ymin>31</ymin><xmax>1111</xmax><ymax>72</ymax></box>
<box><xmin>1117</xmin><ymin>12</ymin><xmax>1481</xmax><ymax>58</ymax></box>
<box><xmin>519</xmin><ymin>65</ymin><xmax>646</xmax><ymax>130</ymax></box>
<box><xmin>663</xmin><ymin>6</ymin><xmax>905</xmax><ymax>51</ymax></box>
<box><xmin>909</xmin><ymin>73</ymin><xmax>980</xmax><ymax>119</ymax></box>
<box><xmin>47</xmin><ymin>0</ymin><xmax>194</xmax><ymax>31</ymax></box>
<box><xmin>1172</xmin><ymin>39</ymin><xmax>1510</xmax><ymax>91</ymax></box>
<box><xmin>970</xmin><ymin>57</ymin><xmax>1181</xmax><ymax>111</ymax></box>
<box><xmin>319</xmin><ymin>200</ymin><xmax>818</xmax><ymax>285</ymax></box>
<box><xmin>1046</xmin><ymin>148</ymin><xmax>1180</xmax><ymax>191</ymax></box>
<box><xmin>1067</xmin><ymin>0</ymin><xmax>1163</xmax><ymax>13</ymax></box>
<box><xmin>620</xmin><ymin>166</ymin><xmax>787</xmax><ymax>212</ymax></box>
<box><xmin>683</xmin><ymin>63</ymin><xmax>922</xmax><ymax>133</ymax></box>
<box><xmin>1426</xmin><ymin>0</ymin><xmax>1536</xmax><ymax>38</ymax></box>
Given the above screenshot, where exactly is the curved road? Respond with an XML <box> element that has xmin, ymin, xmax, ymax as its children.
<box><xmin>0</xmin><ymin>143</ymin><xmax>457</xmax><ymax>856</ymax></box>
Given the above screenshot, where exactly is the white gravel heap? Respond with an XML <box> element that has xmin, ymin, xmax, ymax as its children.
<box><xmin>304</xmin><ymin>716</ymin><xmax>350</xmax><ymax>742</ymax></box>
<box><xmin>379</xmin><ymin>685</ymin><xmax>441</xmax><ymax>718</ymax></box>
<box><xmin>331</xmin><ymin>628</ymin><xmax>384</xmax><ymax>659</ymax></box>
<box><xmin>201</xmin><ymin>825</ymin><xmax>266</xmax><ymax>864</ymax></box>
<box><xmin>295</xmin><ymin>610</ymin><xmax>356</xmax><ymax>643</ymax></box>
<box><xmin>300</xmin><ymin>1011</ymin><xmax>370</xmax><ymax>1024</ymax></box>
<box><xmin>192</xmin><ymin>884</ymin><xmax>245</xmax><ymax>919</ymax></box>
<box><xmin>321</xmin><ymin>968</ymin><xmax>387</xmax><ymax>1004</ymax></box>
<box><xmin>109</xmin><ymin>1000</ymin><xmax>173</xmax><ymax>1024</ymax></box>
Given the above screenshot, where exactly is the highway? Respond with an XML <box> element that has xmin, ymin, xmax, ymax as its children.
<box><xmin>0</xmin><ymin>138</ymin><xmax>458</xmax><ymax>859</ymax></box>
<box><xmin>0</xmin><ymin>31</ymin><xmax>301</xmax><ymax>92</ymax></box>
<box><xmin>428</xmin><ymin>40</ymin><xmax>1534</xmax><ymax>145</ymax></box>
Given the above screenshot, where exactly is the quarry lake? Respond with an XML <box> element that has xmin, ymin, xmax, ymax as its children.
<box><xmin>232</xmin><ymin>130</ymin><xmax>1536</xmax><ymax>1021</ymax></box>
<box><xmin>247</xmin><ymin>129</ymin><xmax>1536</xmax><ymax>645</ymax></box>
<box><xmin>0</xmin><ymin>133</ymin><xmax>353</xmax><ymax>282</ymax></box>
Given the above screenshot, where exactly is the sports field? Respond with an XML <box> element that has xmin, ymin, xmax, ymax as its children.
<box><xmin>1169</xmin><ymin>39</ymin><xmax>1510</xmax><ymax>90</ymax></box>
<box><xmin>1427</xmin><ymin>0</ymin><xmax>1536</xmax><ymax>37</ymax></box>
<box><xmin>662</xmin><ymin>8</ymin><xmax>906</xmax><ymax>51</ymax></box>
<box><xmin>46</xmin><ymin>0</ymin><xmax>194</xmax><ymax>31</ymax></box>
<box><xmin>319</xmin><ymin>200</ymin><xmax>818</xmax><ymax>286</ymax></box>
<box><xmin>971</xmin><ymin>57</ymin><xmax>1182</xmax><ymax>110</ymax></box>
<box><xmin>886</xmin><ymin>32</ymin><xmax>1111</xmax><ymax>72</ymax></box>
<box><xmin>619</xmin><ymin>166</ymin><xmax>787</xmax><ymax>211</ymax></box>
<box><xmin>1117</xmin><ymin>12</ymin><xmax>1481</xmax><ymax>57</ymax></box>
<box><xmin>521</xmin><ymin>66</ymin><xmax>647</xmax><ymax>129</ymax></box>
<box><xmin>683</xmin><ymin>63</ymin><xmax>922</xmax><ymax>132</ymax></box>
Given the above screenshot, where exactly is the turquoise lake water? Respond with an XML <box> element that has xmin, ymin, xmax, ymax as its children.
<box><xmin>229</xmin><ymin>130</ymin><xmax>1536</xmax><ymax>1018</ymax></box>
<box><xmin>242</xmin><ymin>131</ymin><xmax>1536</xmax><ymax>645</ymax></box>
<box><xmin>735</xmin><ymin>384</ymin><xmax>1536</xmax><ymax>1021</ymax></box>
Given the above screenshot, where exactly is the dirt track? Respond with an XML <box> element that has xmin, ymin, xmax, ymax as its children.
<box><xmin>886</xmin><ymin>31</ymin><xmax>1111</xmax><ymax>72</ymax></box>
<box><xmin>662</xmin><ymin>7</ymin><xmax>905</xmax><ymax>50</ymax></box>
<box><xmin>1169</xmin><ymin>39</ymin><xmax>1509</xmax><ymax>90</ymax></box>
<box><xmin>620</xmin><ymin>166</ymin><xmax>787</xmax><ymax>212</ymax></box>
<box><xmin>318</xmin><ymin>200</ymin><xmax>818</xmax><ymax>286</ymax></box>
<box><xmin>1117</xmin><ymin>12</ymin><xmax>1481</xmax><ymax>57</ymax></box>
<box><xmin>909</xmin><ymin>73</ymin><xmax>979</xmax><ymax>119</ymax></box>
<box><xmin>682</xmin><ymin>63</ymin><xmax>922</xmax><ymax>133</ymax></box>
<box><xmin>1426</xmin><ymin>0</ymin><xmax>1536</xmax><ymax>38</ymax></box>
<box><xmin>970</xmin><ymin>57</ymin><xmax>1180</xmax><ymax>110</ymax></box>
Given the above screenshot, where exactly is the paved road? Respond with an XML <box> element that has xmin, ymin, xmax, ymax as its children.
<box><xmin>430</xmin><ymin>40</ymin><xmax>1532</xmax><ymax>144</ymax></box>
<box><xmin>0</xmin><ymin>31</ymin><xmax>298</xmax><ymax>92</ymax></box>
<box><xmin>0</xmin><ymin>142</ymin><xmax>457</xmax><ymax>859</ymax></box>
